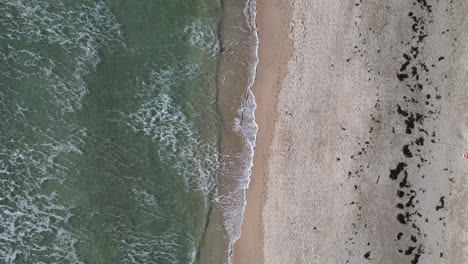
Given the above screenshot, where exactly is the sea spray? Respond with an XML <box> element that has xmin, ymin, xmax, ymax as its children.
<box><xmin>226</xmin><ymin>0</ymin><xmax>260</xmax><ymax>260</ymax></box>
<box><xmin>211</xmin><ymin>0</ymin><xmax>260</xmax><ymax>262</ymax></box>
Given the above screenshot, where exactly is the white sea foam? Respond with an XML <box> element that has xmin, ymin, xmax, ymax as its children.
<box><xmin>0</xmin><ymin>134</ymin><xmax>84</xmax><ymax>263</ymax></box>
<box><xmin>127</xmin><ymin>67</ymin><xmax>219</xmax><ymax>196</ymax></box>
<box><xmin>112</xmin><ymin>223</ymin><xmax>186</xmax><ymax>264</ymax></box>
<box><xmin>184</xmin><ymin>19</ymin><xmax>220</xmax><ymax>57</ymax></box>
<box><xmin>0</xmin><ymin>0</ymin><xmax>122</xmax><ymax>112</ymax></box>
<box><xmin>223</xmin><ymin>0</ymin><xmax>260</xmax><ymax>263</ymax></box>
<box><xmin>0</xmin><ymin>1</ymin><xmax>124</xmax><ymax>259</ymax></box>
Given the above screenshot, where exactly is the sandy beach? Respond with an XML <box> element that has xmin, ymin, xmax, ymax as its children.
<box><xmin>234</xmin><ymin>1</ymin><xmax>468</xmax><ymax>263</ymax></box>
<box><xmin>232</xmin><ymin>0</ymin><xmax>291</xmax><ymax>263</ymax></box>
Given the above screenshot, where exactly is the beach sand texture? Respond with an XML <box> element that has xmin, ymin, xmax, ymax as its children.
<box><xmin>235</xmin><ymin>0</ymin><xmax>468</xmax><ymax>263</ymax></box>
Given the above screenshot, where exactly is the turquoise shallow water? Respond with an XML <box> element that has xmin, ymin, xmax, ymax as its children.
<box><xmin>0</xmin><ymin>0</ymin><xmax>226</xmax><ymax>263</ymax></box>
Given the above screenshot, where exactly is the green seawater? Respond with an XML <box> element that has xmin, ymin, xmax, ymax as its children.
<box><xmin>0</xmin><ymin>0</ymin><xmax>224</xmax><ymax>263</ymax></box>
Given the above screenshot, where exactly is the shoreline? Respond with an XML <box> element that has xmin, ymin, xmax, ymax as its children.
<box><xmin>232</xmin><ymin>0</ymin><xmax>292</xmax><ymax>263</ymax></box>
<box><xmin>198</xmin><ymin>0</ymin><xmax>266</xmax><ymax>262</ymax></box>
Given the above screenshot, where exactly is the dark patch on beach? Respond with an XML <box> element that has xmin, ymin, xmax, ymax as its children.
<box><xmin>389</xmin><ymin>162</ymin><xmax>407</xmax><ymax>180</ymax></box>
<box><xmin>411</xmin><ymin>248</ymin><xmax>423</xmax><ymax>264</ymax></box>
<box><xmin>415</xmin><ymin>113</ymin><xmax>425</xmax><ymax>122</ymax></box>
<box><xmin>436</xmin><ymin>196</ymin><xmax>445</xmax><ymax>211</ymax></box>
<box><xmin>400</xmin><ymin>61</ymin><xmax>410</xmax><ymax>71</ymax></box>
<box><xmin>397</xmin><ymin>190</ymin><xmax>405</xmax><ymax>197</ymax></box>
<box><xmin>399</xmin><ymin>171</ymin><xmax>410</xmax><ymax>188</ymax></box>
<box><xmin>414</xmin><ymin>137</ymin><xmax>424</xmax><ymax>146</ymax></box>
<box><xmin>397</xmin><ymin>105</ymin><xmax>409</xmax><ymax>117</ymax></box>
<box><xmin>397</xmin><ymin>232</ymin><xmax>403</xmax><ymax>240</ymax></box>
<box><xmin>403</xmin><ymin>145</ymin><xmax>413</xmax><ymax>158</ymax></box>
<box><xmin>406</xmin><ymin>195</ymin><xmax>416</xmax><ymax>207</ymax></box>
<box><xmin>397</xmin><ymin>214</ymin><xmax>406</xmax><ymax>224</ymax></box>
<box><xmin>414</xmin><ymin>83</ymin><xmax>423</xmax><ymax>90</ymax></box>
<box><xmin>405</xmin><ymin>246</ymin><xmax>417</xmax><ymax>255</ymax></box>
<box><xmin>411</xmin><ymin>66</ymin><xmax>418</xmax><ymax>77</ymax></box>
<box><xmin>364</xmin><ymin>251</ymin><xmax>371</xmax><ymax>260</ymax></box>
<box><xmin>405</xmin><ymin>115</ymin><xmax>416</xmax><ymax>134</ymax></box>
<box><xmin>397</xmin><ymin>73</ymin><xmax>409</xmax><ymax>81</ymax></box>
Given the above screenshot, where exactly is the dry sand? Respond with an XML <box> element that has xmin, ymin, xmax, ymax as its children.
<box><xmin>234</xmin><ymin>0</ymin><xmax>468</xmax><ymax>263</ymax></box>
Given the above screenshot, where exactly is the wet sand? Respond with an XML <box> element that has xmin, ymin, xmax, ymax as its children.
<box><xmin>234</xmin><ymin>0</ymin><xmax>468</xmax><ymax>263</ymax></box>
<box><xmin>232</xmin><ymin>0</ymin><xmax>291</xmax><ymax>263</ymax></box>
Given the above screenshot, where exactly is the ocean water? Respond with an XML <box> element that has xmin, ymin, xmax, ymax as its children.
<box><xmin>0</xmin><ymin>0</ymin><xmax>258</xmax><ymax>263</ymax></box>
